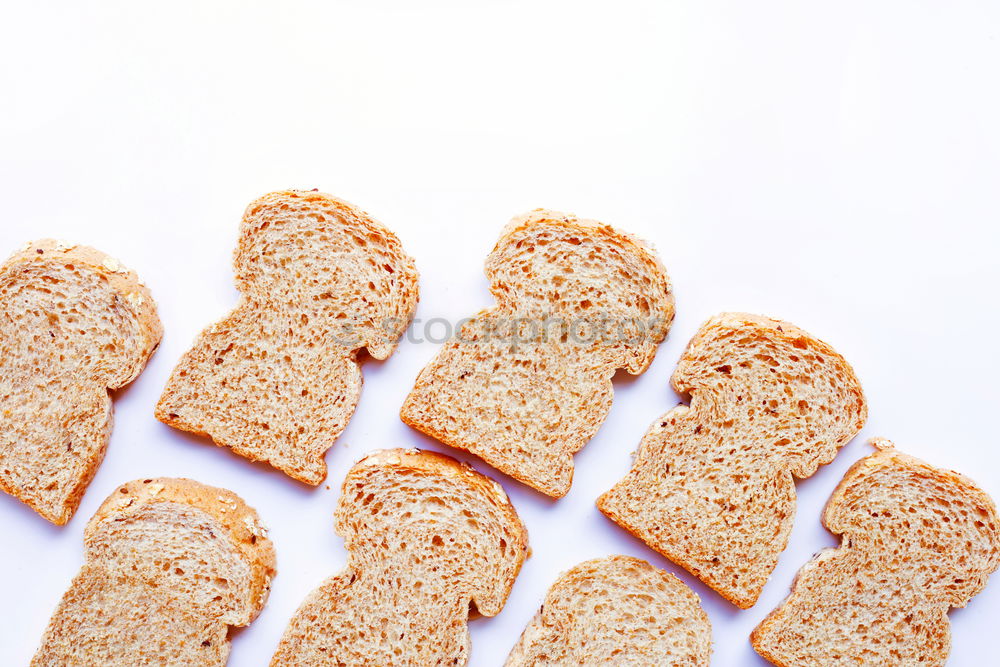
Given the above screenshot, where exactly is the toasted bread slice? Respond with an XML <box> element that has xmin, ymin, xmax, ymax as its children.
<box><xmin>156</xmin><ymin>191</ymin><xmax>419</xmax><ymax>484</ymax></box>
<box><xmin>401</xmin><ymin>210</ymin><xmax>674</xmax><ymax>497</ymax></box>
<box><xmin>271</xmin><ymin>448</ymin><xmax>528</xmax><ymax>666</ymax></box>
<box><xmin>0</xmin><ymin>240</ymin><xmax>161</xmax><ymax>524</ymax></box>
<box><xmin>33</xmin><ymin>478</ymin><xmax>276</xmax><ymax>666</ymax></box>
<box><xmin>752</xmin><ymin>440</ymin><xmax>1000</xmax><ymax>666</ymax></box>
<box><xmin>598</xmin><ymin>313</ymin><xmax>867</xmax><ymax>608</ymax></box>
<box><xmin>506</xmin><ymin>555</ymin><xmax>711</xmax><ymax>666</ymax></box>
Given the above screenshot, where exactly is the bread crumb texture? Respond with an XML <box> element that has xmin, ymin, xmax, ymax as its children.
<box><xmin>598</xmin><ymin>312</ymin><xmax>867</xmax><ymax>608</ymax></box>
<box><xmin>401</xmin><ymin>210</ymin><xmax>674</xmax><ymax>498</ymax></box>
<box><xmin>32</xmin><ymin>478</ymin><xmax>276</xmax><ymax>666</ymax></box>
<box><xmin>752</xmin><ymin>441</ymin><xmax>1000</xmax><ymax>666</ymax></box>
<box><xmin>506</xmin><ymin>555</ymin><xmax>711</xmax><ymax>666</ymax></box>
<box><xmin>271</xmin><ymin>448</ymin><xmax>528</xmax><ymax>666</ymax></box>
<box><xmin>0</xmin><ymin>240</ymin><xmax>162</xmax><ymax>524</ymax></box>
<box><xmin>156</xmin><ymin>191</ymin><xmax>419</xmax><ymax>485</ymax></box>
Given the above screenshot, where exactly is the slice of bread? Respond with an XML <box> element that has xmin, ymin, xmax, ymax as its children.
<box><xmin>156</xmin><ymin>190</ymin><xmax>419</xmax><ymax>484</ymax></box>
<box><xmin>752</xmin><ymin>440</ymin><xmax>1000</xmax><ymax>666</ymax></box>
<box><xmin>505</xmin><ymin>555</ymin><xmax>711</xmax><ymax>666</ymax></box>
<box><xmin>32</xmin><ymin>566</ymin><xmax>231</xmax><ymax>666</ymax></box>
<box><xmin>598</xmin><ymin>313</ymin><xmax>867</xmax><ymax>608</ymax></box>
<box><xmin>271</xmin><ymin>448</ymin><xmax>528</xmax><ymax>666</ymax></box>
<box><xmin>33</xmin><ymin>477</ymin><xmax>276</xmax><ymax>666</ymax></box>
<box><xmin>401</xmin><ymin>210</ymin><xmax>674</xmax><ymax>498</ymax></box>
<box><xmin>0</xmin><ymin>240</ymin><xmax>162</xmax><ymax>525</ymax></box>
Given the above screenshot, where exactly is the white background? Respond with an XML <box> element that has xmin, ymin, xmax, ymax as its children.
<box><xmin>1</xmin><ymin>2</ymin><xmax>999</xmax><ymax>665</ymax></box>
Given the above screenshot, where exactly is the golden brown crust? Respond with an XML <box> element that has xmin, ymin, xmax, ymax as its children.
<box><xmin>349</xmin><ymin>448</ymin><xmax>529</xmax><ymax>577</ymax></box>
<box><xmin>234</xmin><ymin>190</ymin><xmax>420</xmax><ymax>359</ymax></box>
<box><xmin>489</xmin><ymin>210</ymin><xmax>675</xmax><ymax>371</ymax></box>
<box><xmin>820</xmin><ymin>440</ymin><xmax>998</xmax><ymax>538</ymax></box>
<box><xmin>6</xmin><ymin>240</ymin><xmax>163</xmax><ymax>364</ymax></box>
<box><xmin>89</xmin><ymin>477</ymin><xmax>277</xmax><ymax>619</ymax></box>
<box><xmin>34</xmin><ymin>478</ymin><xmax>275</xmax><ymax>664</ymax></box>
<box><xmin>675</xmin><ymin>312</ymin><xmax>868</xmax><ymax>478</ymax></box>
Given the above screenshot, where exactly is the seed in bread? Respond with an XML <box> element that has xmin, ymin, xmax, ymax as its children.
<box><xmin>752</xmin><ymin>439</ymin><xmax>1000</xmax><ymax>666</ymax></box>
<box><xmin>33</xmin><ymin>477</ymin><xmax>276</xmax><ymax>666</ymax></box>
<box><xmin>0</xmin><ymin>239</ymin><xmax>162</xmax><ymax>525</ymax></box>
<box><xmin>156</xmin><ymin>191</ymin><xmax>419</xmax><ymax>484</ymax></box>
<box><xmin>401</xmin><ymin>210</ymin><xmax>674</xmax><ymax>498</ymax></box>
<box><xmin>271</xmin><ymin>448</ymin><xmax>528</xmax><ymax>666</ymax></box>
<box><xmin>598</xmin><ymin>313</ymin><xmax>867</xmax><ymax>608</ymax></box>
<box><xmin>506</xmin><ymin>555</ymin><xmax>711</xmax><ymax>666</ymax></box>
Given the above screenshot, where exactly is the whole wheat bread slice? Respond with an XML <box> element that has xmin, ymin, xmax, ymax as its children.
<box><xmin>752</xmin><ymin>439</ymin><xmax>1000</xmax><ymax>666</ymax></box>
<box><xmin>0</xmin><ymin>240</ymin><xmax>162</xmax><ymax>524</ymax></box>
<box><xmin>156</xmin><ymin>190</ymin><xmax>419</xmax><ymax>484</ymax></box>
<box><xmin>33</xmin><ymin>477</ymin><xmax>276</xmax><ymax>666</ymax></box>
<box><xmin>401</xmin><ymin>210</ymin><xmax>674</xmax><ymax>498</ymax></box>
<box><xmin>506</xmin><ymin>555</ymin><xmax>711</xmax><ymax>666</ymax></box>
<box><xmin>598</xmin><ymin>313</ymin><xmax>867</xmax><ymax>608</ymax></box>
<box><xmin>271</xmin><ymin>448</ymin><xmax>528</xmax><ymax>666</ymax></box>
